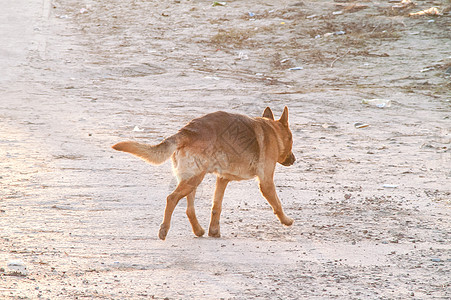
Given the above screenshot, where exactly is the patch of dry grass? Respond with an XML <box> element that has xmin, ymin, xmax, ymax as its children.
<box><xmin>240</xmin><ymin>7</ymin><xmax>307</xmax><ymax>21</ymax></box>
<box><xmin>211</xmin><ymin>28</ymin><xmax>256</xmax><ymax>48</ymax></box>
<box><xmin>434</xmin><ymin>81</ymin><xmax>451</xmax><ymax>95</ymax></box>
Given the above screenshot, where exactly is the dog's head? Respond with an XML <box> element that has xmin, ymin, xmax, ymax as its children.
<box><xmin>263</xmin><ymin>106</ymin><xmax>296</xmax><ymax>166</ymax></box>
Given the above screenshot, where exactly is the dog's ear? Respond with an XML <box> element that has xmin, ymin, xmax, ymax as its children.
<box><xmin>262</xmin><ymin>107</ymin><xmax>274</xmax><ymax>120</ymax></box>
<box><xmin>279</xmin><ymin>106</ymin><xmax>289</xmax><ymax>126</ymax></box>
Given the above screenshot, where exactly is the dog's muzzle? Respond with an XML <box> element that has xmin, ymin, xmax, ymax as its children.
<box><xmin>280</xmin><ymin>153</ymin><xmax>296</xmax><ymax>166</ymax></box>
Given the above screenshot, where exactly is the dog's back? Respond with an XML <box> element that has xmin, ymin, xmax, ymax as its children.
<box><xmin>173</xmin><ymin>111</ymin><xmax>261</xmax><ymax>181</ymax></box>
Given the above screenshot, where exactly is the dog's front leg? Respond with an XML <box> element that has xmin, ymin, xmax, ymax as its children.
<box><xmin>258</xmin><ymin>179</ymin><xmax>294</xmax><ymax>226</ymax></box>
<box><xmin>208</xmin><ymin>176</ymin><xmax>229</xmax><ymax>237</ymax></box>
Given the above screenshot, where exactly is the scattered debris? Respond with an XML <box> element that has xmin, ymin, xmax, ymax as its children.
<box><xmin>324</xmin><ymin>31</ymin><xmax>346</xmax><ymax>37</ymax></box>
<box><xmin>354</xmin><ymin>122</ymin><xmax>369</xmax><ymax>129</ymax></box>
<box><xmin>431</xmin><ymin>258</ymin><xmax>442</xmax><ymax>262</ymax></box>
<box><xmin>420</xmin><ymin>67</ymin><xmax>435</xmax><ymax>72</ymax></box>
<box><xmin>409</xmin><ymin>7</ymin><xmax>441</xmax><ymax>17</ymax></box>
<box><xmin>7</xmin><ymin>260</ymin><xmax>28</xmax><ymax>276</ymax></box>
<box><xmin>133</xmin><ymin>126</ymin><xmax>144</xmax><ymax>132</ymax></box>
<box><xmin>362</xmin><ymin>99</ymin><xmax>392</xmax><ymax>108</ymax></box>
<box><xmin>204</xmin><ymin>76</ymin><xmax>221</xmax><ymax>80</ymax></box>
<box><xmin>238</xmin><ymin>51</ymin><xmax>249</xmax><ymax>60</ymax></box>
<box><xmin>383</xmin><ymin>184</ymin><xmax>399</xmax><ymax>188</ymax></box>
<box><xmin>212</xmin><ymin>1</ymin><xmax>227</xmax><ymax>7</ymax></box>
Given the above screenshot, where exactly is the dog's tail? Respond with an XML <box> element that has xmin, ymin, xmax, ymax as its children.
<box><xmin>112</xmin><ymin>136</ymin><xmax>178</xmax><ymax>165</ymax></box>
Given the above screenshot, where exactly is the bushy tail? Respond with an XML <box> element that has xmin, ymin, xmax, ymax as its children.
<box><xmin>112</xmin><ymin>136</ymin><xmax>177</xmax><ymax>165</ymax></box>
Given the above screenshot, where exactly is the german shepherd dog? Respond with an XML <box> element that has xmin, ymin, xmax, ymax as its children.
<box><xmin>112</xmin><ymin>107</ymin><xmax>295</xmax><ymax>240</ymax></box>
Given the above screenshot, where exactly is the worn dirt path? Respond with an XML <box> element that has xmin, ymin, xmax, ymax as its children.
<box><xmin>1</xmin><ymin>0</ymin><xmax>450</xmax><ymax>299</ymax></box>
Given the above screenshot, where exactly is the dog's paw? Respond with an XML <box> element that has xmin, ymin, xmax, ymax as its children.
<box><xmin>282</xmin><ymin>217</ymin><xmax>294</xmax><ymax>226</ymax></box>
<box><xmin>158</xmin><ymin>225</ymin><xmax>169</xmax><ymax>240</ymax></box>
<box><xmin>194</xmin><ymin>227</ymin><xmax>205</xmax><ymax>237</ymax></box>
<box><xmin>208</xmin><ymin>228</ymin><xmax>221</xmax><ymax>238</ymax></box>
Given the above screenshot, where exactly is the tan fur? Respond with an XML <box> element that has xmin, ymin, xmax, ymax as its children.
<box><xmin>112</xmin><ymin>107</ymin><xmax>295</xmax><ymax>240</ymax></box>
<box><xmin>112</xmin><ymin>137</ymin><xmax>177</xmax><ymax>165</ymax></box>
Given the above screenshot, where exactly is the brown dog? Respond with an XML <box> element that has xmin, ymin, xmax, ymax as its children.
<box><xmin>112</xmin><ymin>107</ymin><xmax>295</xmax><ymax>240</ymax></box>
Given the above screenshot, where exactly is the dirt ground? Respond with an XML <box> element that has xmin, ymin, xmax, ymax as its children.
<box><xmin>1</xmin><ymin>0</ymin><xmax>450</xmax><ymax>299</ymax></box>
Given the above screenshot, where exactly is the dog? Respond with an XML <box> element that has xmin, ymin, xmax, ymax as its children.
<box><xmin>112</xmin><ymin>106</ymin><xmax>295</xmax><ymax>240</ymax></box>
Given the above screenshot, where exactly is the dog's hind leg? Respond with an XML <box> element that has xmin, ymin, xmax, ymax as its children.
<box><xmin>208</xmin><ymin>176</ymin><xmax>229</xmax><ymax>237</ymax></box>
<box><xmin>258</xmin><ymin>179</ymin><xmax>294</xmax><ymax>226</ymax></box>
<box><xmin>159</xmin><ymin>172</ymin><xmax>205</xmax><ymax>240</ymax></box>
<box><xmin>186</xmin><ymin>188</ymin><xmax>205</xmax><ymax>237</ymax></box>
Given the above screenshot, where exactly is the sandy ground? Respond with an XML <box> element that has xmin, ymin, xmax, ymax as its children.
<box><xmin>1</xmin><ymin>0</ymin><xmax>450</xmax><ymax>299</ymax></box>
